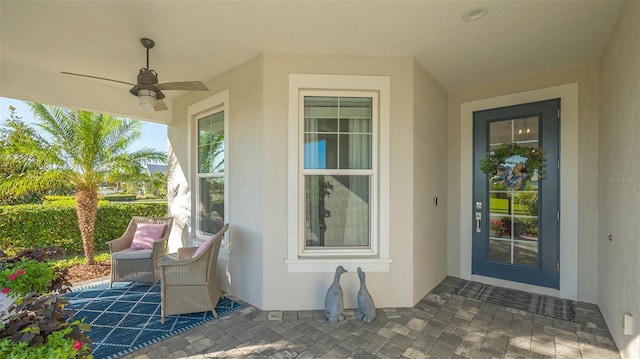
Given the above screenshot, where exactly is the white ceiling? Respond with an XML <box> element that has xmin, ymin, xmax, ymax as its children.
<box><xmin>0</xmin><ymin>1</ymin><xmax>623</xmax><ymax>123</ymax></box>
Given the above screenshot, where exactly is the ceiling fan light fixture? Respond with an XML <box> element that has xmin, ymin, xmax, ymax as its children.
<box><xmin>138</xmin><ymin>89</ymin><xmax>157</xmax><ymax>108</ymax></box>
<box><xmin>61</xmin><ymin>38</ymin><xmax>207</xmax><ymax>112</ymax></box>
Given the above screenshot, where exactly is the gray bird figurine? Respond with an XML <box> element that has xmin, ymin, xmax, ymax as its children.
<box><xmin>356</xmin><ymin>267</ymin><xmax>376</xmax><ymax>323</ymax></box>
<box><xmin>325</xmin><ymin>266</ymin><xmax>347</xmax><ymax>323</ymax></box>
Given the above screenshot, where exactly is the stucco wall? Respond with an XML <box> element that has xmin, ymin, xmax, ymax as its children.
<box><xmin>412</xmin><ymin>59</ymin><xmax>449</xmax><ymax>303</ymax></box>
<box><xmin>170</xmin><ymin>55</ymin><xmax>265</xmax><ymax>308</ymax></box>
<box><xmin>598</xmin><ymin>2</ymin><xmax>640</xmax><ymax>358</ymax></box>
<box><xmin>447</xmin><ymin>61</ymin><xmax>600</xmax><ymax>303</ymax></box>
<box><xmin>260</xmin><ymin>54</ymin><xmax>420</xmax><ymax>310</ymax></box>
<box><xmin>168</xmin><ymin>53</ymin><xmax>449</xmax><ymax>310</ymax></box>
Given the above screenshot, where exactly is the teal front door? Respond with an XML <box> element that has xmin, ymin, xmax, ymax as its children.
<box><xmin>472</xmin><ymin>99</ymin><xmax>560</xmax><ymax>289</ymax></box>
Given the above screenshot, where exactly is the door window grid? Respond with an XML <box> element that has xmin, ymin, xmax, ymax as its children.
<box><xmin>488</xmin><ymin>117</ymin><xmax>540</xmax><ymax>267</ymax></box>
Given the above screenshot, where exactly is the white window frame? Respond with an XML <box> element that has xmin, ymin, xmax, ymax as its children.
<box><xmin>187</xmin><ymin>90</ymin><xmax>230</xmax><ymax>253</ymax></box>
<box><xmin>286</xmin><ymin>74</ymin><xmax>392</xmax><ymax>273</ymax></box>
<box><xmin>299</xmin><ymin>91</ymin><xmax>378</xmax><ymax>255</ymax></box>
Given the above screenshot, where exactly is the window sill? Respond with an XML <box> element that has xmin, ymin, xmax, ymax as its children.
<box><xmin>284</xmin><ymin>258</ymin><xmax>393</xmax><ymax>273</ymax></box>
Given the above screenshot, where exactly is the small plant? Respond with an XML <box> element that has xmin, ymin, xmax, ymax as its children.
<box><xmin>0</xmin><ymin>293</ymin><xmax>92</xmax><ymax>358</ymax></box>
<box><xmin>0</xmin><ymin>248</ymin><xmax>91</xmax><ymax>358</ymax></box>
<box><xmin>0</xmin><ymin>260</ymin><xmax>56</xmax><ymax>299</ymax></box>
<box><xmin>0</xmin><ymin>327</ymin><xmax>91</xmax><ymax>359</ymax></box>
<box><xmin>0</xmin><ymin>247</ymin><xmax>71</xmax><ymax>298</ymax></box>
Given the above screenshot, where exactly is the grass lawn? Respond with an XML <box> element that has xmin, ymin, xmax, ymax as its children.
<box><xmin>50</xmin><ymin>251</ymin><xmax>110</xmax><ymax>270</ymax></box>
<box><xmin>50</xmin><ymin>251</ymin><xmax>112</xmax><ymax>283</ymax></box>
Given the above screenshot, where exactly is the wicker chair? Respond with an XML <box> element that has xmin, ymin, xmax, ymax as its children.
<box><xmin>159</xmin><ymin>223</ymin><xmax>229</xmax><ymax>324</ymax></box>
<box><xmin>107</xmin><ymin>216</ymin><xmax>173</xmax><ymax>287</ymax></box>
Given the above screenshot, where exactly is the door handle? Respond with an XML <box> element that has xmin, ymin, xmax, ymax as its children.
<box><xmin>475</xmin><ymin>212</ymin><xmax>482</xmax><ymax>233</ymax></box>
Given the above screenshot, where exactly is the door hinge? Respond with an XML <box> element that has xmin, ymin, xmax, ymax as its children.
<box><xmin>557</xmin><ymin>262</ymin><xmax>560</xmax><ymax>272</ymax></box>
<box><xmin>557</xmin><ymin>160</ymin><xmax>560</xmax><ymax>170</ymax></box>
<box><xmin>557</xmin><ymin>211</ymin><xmax>560</xmax><ymax>221</ymax></box>
<box><xmin>557</xmin><ymin>108</ymin><xmax>561</xmax><ymax>119</ymax></box>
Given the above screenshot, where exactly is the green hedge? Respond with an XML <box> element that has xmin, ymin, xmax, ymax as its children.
<box><xmin>102</xmin><ymin>194</ymin><xmax>137</xmax><ymax>202</ymax></box>
<box><xmin>43</xmin><ymin>195</ymin><xmax>76</xmax><ymax>203</ymax></box>
<box><xmin>0</xmin><ymin>202</ymin><xmax>168</xmax><ymax>254</ymax></box>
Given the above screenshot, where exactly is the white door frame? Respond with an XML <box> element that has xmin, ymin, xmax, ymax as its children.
<box><xmin>459</xmin><ymin>83</ymin><xmax>579</xmax><ymax>300</ymax></box>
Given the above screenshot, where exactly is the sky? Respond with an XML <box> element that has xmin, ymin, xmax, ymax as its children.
<box><xmin>0</xmin><ymin>97</ymin><xmax>168</xmax><ymax>154</ymax></box>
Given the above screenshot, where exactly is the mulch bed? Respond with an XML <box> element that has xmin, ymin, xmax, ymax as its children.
<box><xmin>66</xmin><ymin>262</ymin><xmax>110</xmax><ymax>283</ymax></box>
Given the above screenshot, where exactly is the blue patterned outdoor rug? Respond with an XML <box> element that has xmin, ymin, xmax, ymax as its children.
<box><xmin>453</xmin><ymin>279</ymin><xmax>575</xmax><ymax>321</ymax></box>
<box><xmin>65</xmin><ymin>282</ymin><xmax>242</xmax><ymax>359</ymax></box>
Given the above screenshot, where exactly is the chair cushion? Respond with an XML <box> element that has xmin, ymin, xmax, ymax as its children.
<box><xmin>112</xmin><ymin>248</ymin><xmax>153</xmax><ymax>260</ymax></box>
<box><xmin>192</xmin><ymin>236</ymin><xmax>213</xmax><ymax>258</ymax></box>
<box><xmin>130</xmin><ymin>223</ymin><xmax>167</xmax><ymax>250</ymax></box>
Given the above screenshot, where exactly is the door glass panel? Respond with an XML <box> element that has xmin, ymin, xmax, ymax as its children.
<box><xmin>514</xmin><ymin>242</ymin><xmax>538</xmax><ymax>266</ymax></box>
<box><xmin>487</xmin><ymin>117</ymin><xmax>540</xmax><ymax>268</ymax></box>
<box><xmin>490</xmin><ymin>116</ymin><xmax>539</xmax><ymax>147</ymax></box>
<box><xmin>490</xmin><ymin>192</ymin><xmax>509</xmax><ymax>214</ymax></box>
<box><xmin>489</xmin><ymin>215</ymin><xmax>509</xmax><ymax>239</ymax></box>
<box><xmin>489</xmin><ymin>239</ymin><xmax>510</xmax><ymax>263</ymax></box>
<box><xmin>514</xmin><ymin>217</ymin><xmax>538</xmax><ymax>241</ymax></box>
<box><xmin>512</xmin><ymin>192</ymin><xmax>538</xmax><ymax>216</ymax></box>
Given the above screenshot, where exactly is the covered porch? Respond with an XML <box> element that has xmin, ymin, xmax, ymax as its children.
<box><xmin>2</xmin><ymin>1</ymin><xmax>638</xmax><ymax>358</ymax></box>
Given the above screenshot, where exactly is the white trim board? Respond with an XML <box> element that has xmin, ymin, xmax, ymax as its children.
<box><xmin>459</xmin><ymin>83</ymin><xmax>579</xmax><ymax>300</ymax></box>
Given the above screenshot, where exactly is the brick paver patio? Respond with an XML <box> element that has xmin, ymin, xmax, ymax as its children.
<box><xmin>112</xmin><ymin>276</ymin><xmax>619</xmax><ymax>358</ymax></box>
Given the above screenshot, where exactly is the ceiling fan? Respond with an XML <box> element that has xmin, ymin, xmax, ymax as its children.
<box><xmin>62</xmin><ymin>38</ymin><xmax>209</xmax><ymax>111</ymax></box>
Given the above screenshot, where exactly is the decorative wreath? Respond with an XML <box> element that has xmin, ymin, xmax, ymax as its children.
<box><xmin>480</xmin><ymin>142</ymin><xmax>546</xmax><ymax>190</ymax></box>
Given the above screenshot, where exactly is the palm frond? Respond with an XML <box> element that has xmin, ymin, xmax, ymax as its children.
<box><xmin>2</xmin><ymin>103</ymin><xmax>167</xmax><ymax>197</ymax></box>
<box><xmin>0</xmin><ymin>169</ymin><xmax>74</xmax><ymax>196</ymax></box>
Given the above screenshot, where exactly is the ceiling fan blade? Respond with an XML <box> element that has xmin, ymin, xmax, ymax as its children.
<box><xmin>61</xmin><ymin>72</ymin><xmax>135</xmax><ymax>86</ymax></box>
<box><xmin>156</xmin><ymin>81</ymin><xmax>208</xmax><ymax>91</ymax></box>
<box><xmin>154</xmin><ymin>100</ymin><xmax>168</xmax><ymax>112</ymax></box>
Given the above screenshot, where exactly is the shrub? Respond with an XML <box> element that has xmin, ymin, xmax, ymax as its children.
<box><xmin>136</xmin><ymin>194</ymin><xmax>158</xmax><ymax>200</ymax></box>
<box><xmin>0</xmin><ymin>202</ymin><xmax>167</xmax><ymax>254</ymax></box>
<box><xmin>43</xmin><ymin>196</ymin><xmax>76</xmax><ymax>203</ymax></box>
<box><xmin>102</xmin><ymin>194</ymin><xmax>137</xmax><ymax>202</ymax></box>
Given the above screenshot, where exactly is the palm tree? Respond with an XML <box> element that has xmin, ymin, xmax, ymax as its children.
<box><xmin>146</xmin><ymin>170</ymin><xmax>168</xmax><ymax>198</ymax></box>
<box><xmin>0</xmin><ymin>103</ymin><xmax>166</xmax><ymax>264</ymax></box>
<box><xmin>0</xmin><ymin>106</ymin><xmax>48</xmax><ymax>204</ymax></box>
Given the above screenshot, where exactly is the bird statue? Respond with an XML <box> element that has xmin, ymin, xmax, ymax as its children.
<box><xmin>356</xmin><ymin>267</ymin><xmax>376</xmax><ymax>323</ymax></box>
<box><xmin>325</xmin><ymin>266</ymin><xmax>347</xmax><ymax>323</ymax></box>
